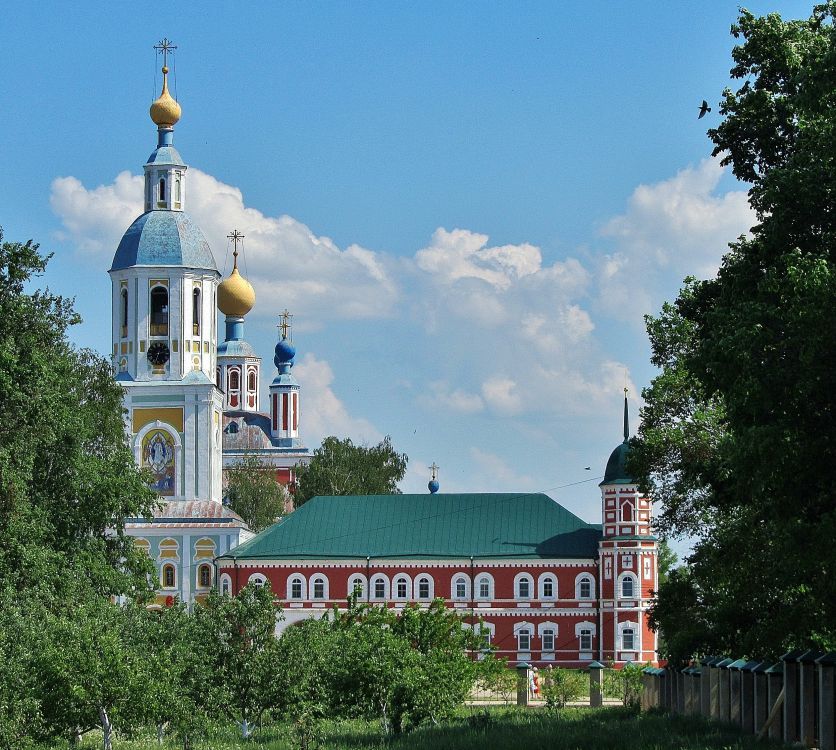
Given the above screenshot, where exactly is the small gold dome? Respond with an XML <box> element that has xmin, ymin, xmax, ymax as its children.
<box><xmin>150</xmin><ymin>66</ymin><xmax>182</xmax><ymax>128</ymax></box>
<box><xmin>218</xmin><ymin>267</ymin><xmax>256</xmax><ymax>316</ymax></box>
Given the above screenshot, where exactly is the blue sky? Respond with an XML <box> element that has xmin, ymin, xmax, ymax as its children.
<box><xmin>2</xmin><ymin>1</ymin><xmax>812</xmax><ymax>549</ymax></box>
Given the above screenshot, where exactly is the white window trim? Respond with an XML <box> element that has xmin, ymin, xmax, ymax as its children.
<box><xmin>475</xmin><ymin>573</ymin><xmax>494</xmax><ymax>600</ymax></box>
<box><xmin>574</xmin><ymin>573</ymin><xmax>594</xmax><ymax>599</ymax></box>
<box><xmin>195</xmin><ymin>562</ymin><xmax>213</xmax><ymax>589</ymax></box>
<box><xmin>415</xmin><ymin>574</ymin><xmax>434</xmax><ymax>600</ymax></box>
<box><xmin>247</xmin><ymin>573</ymin><xmax>267</xmax><ymax>589</ymax></box>
<box><xmin>537</xmin><ymin>621</ymin><xmax>558</xmax><ymax>652</ymax></box>
<box><xmin>514</xmin><ymin>620</ymin><xmax>534</xmax><ymax>651</ymax></box>
<box><xmin>347</xmin><ymin>573</ymin><xmax>367</xmax><ymax>599</ymax></box>
<box><xmin>287</xmin><ymin>574</ymin><xmax>306</xmax><ymax>600</ymax></box>
<box><xmin>308</xmin><ymin>574</ymin><xmax>329</xmax><ymax>600</ymax></box>
<box><xmin>393</xmin><ymin>574</ymin><xmax>412</xmax><ymax>600</ymax></box>
<box><xmin>451</xmin><ymin>574</ymin><xmax>470</xmax><ymax>601</ymax></box>
<box><xmin>618</xmin><ymin>572</ymin><xmax>638</xmax><ymax>599</ymax></box>
<box><xmin>219</xmin><ymin>573</ymin><xmax>232</xmax><ymax>596</ymax></box>
<box><xmin>513</xmin><ymin>572</ymin><xmax>534</xmax><ymax>601</ymax></box>
<box><xmin>618</xmin><ymin>620</ymin><xmax>639</xmax><ymax>651</ymax></box>
<box><xmin>538</xmin><ymin>573</ymin><xmax>557</xmax><ymax>600</ymax></box>
<box><xmin>370</xmin><ymin>573</ymin><xmax>390</xmax><ymax>600</ymax></box>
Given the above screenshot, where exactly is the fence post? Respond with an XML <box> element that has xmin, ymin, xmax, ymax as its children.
<box><xmin>516</xmin><ymin>662</ymin><xmax>530</xmax><ymax>707</ymax></box>
<box><xmin>740</xmin><ymin>660</ymin><xmax>758</xmax><ymax>734</ymax></box>
<box><xmin>709</xmin><ymin>657</ymin><xmax>723</xmax><ymax>720</ymax></box>
<box><xmin>677</xmin><ymin>668</ymin><xmax>686</xmax><ymax>714</ymax></box>
<box><xmin>729</xmin><ymin>658</ymin><xmax>746</xmax><ymax>725</ymax></box>
<box><xmin>752</xmin><ymin>661</ymin><xmax>769</xmax><ymax>736</ymax></box>
<box><xmin>699</xmin><ymin>657</ymin><xmax>713</xmax><ymax>718</ymax></box>
<box><xmin>816</xmin><ymin>652</ymin><xmax>836</xmax><ymax>750</ymax></box>
<box><xmin>589</xmin><ymin>660</ymin><xmax>604</xmax><ymax>708</ymax></box>
<box><xmin>766</xmin><ymin>662</ymin><xmax>784</xmax><ymax>741</ymax></box>
<box><xmin>717</xmin><ymin>658</ymin><xmax>733</xmax><ymax>723</ymax></box>
<box><xmin>798</xmin><ymin>650</ymin><xmax>822</xmax><ymax>748</ymax></box>
<box><xmin>783</xmin><ymin>649</ymin><xmax>805</xmax><ymax>745</ymax></box>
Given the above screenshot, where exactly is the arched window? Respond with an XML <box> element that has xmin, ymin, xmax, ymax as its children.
<box><xmin>538</xmin><ymin>573</ymin><xmax>557</xmax><ymax>600</ymax></box>
<box><xmin>371</xmin><ymin>574</ymin><xmax>389</xmax><ymax>600</ymax></box>
<box><xmin>514</xmin><ymin>622</ymin><xmax>533</xmax><ymax>652</ymax></box>
<box><xmin>575</xmin><ymin>621</ymin><xmax>597</xmax><ymax>652</ymax></box>
<box><xmin>514</xmin><ymin>573</ymin><xmax>534</xmax><ymax>600</ymax></box>
<box><xmin>150</xmin><ymin>286</ymin><xmax>169</xmax><ymax>337</ymax></box>
<box><xmin>417</xmin><ymin>576</ymin><xmax>431</xmax><ymax>599</ymax></box>
<box><xmin>347</xmin><ymin>574</ymin><xmax>367</xmax><ymax>599</ymax></box>
<box><xmin>451</xmin><ymin>575</ymin><xmax>469</xmax><ymax>600</ymax></box>
<box><xmin>622</xmin><ymin>502</ymin><xmax>633</xmax><ymax>522</ymax></box>
<box><xmin>288</xmin><ymin>576</ymin><xmax>304</xmax><ymax>599</ymax></box>
<box><xmin>541</xmin><ymin>627</ymin><xmax>555</xmax><ymax>652</ymax></box>
<box><xmin>229</xmin><ymin>369</ymin><xmax>240</xmax><ymax>391</ymax></box>
<box><xmin>312</xmin><ymin>577</ymin><xmax>325</xmax><ymax>599</ymax></box>
<box><xmin>162</xmin><ymin>563</ymin><xmax>176</xmax><ymax>589</ymax></box>
<box><xmin>248</xmin><ymin>370</ymin><xmax>257</xmax><ymax>391</ymax></box>
<box><xmin>216</xmin><ymin>368</ymin><xmax>221</xmax><ymax>388</ymax></box>
<box><xmin>120</xmin><ymin>288</ymin><xmax>128</xmax><ymax>338</ymax></box>
<box><xmin>192</xmin><ymin>288</ymin><xmax>201</xmax><ymax>336</ymax></box>
<box><xmin>175</xmin><ymin>178</ymin><xmax>181</xmax><ymax>204</ymax></box>
<box><xmin>248</xmin><ymin>573</ymin><xmax>267</xmax><ymax>589</ymax></box>
<box><xmin>622</xmin><ymin>628</ymin><xmax>635</xmax><ymax>651</ymax></box>
<box><xmin>620</xmin><ymin>574</ymin><xmax>636</xmax><ymax>598</ymax></box>
<box><xmin>394</xmin><ymin>576</ymin><xmax>409</xmax><ymax>599</ymax></box>
<box><xmin>475</xmin><ymin>574</ymin><xmax>494</xmax><ymax>600</ymax></box>
<box><xmin>219</xmin><ymin>574</ymin><xmax>232</xmax><ymax>596</ymax></box>
<box><xmin>198</xmin><ymin>564</ymin><xmax>212</xmax><ymax>588</ymax></box>
<box><xmin>575</xmin><ymin>574</ymin><xmax>594</xmax><ymax>600</ymax></box>
<box><xmin>159</xmin><ymin>177</ymin><xmax>166</xmax><ymax>203</ymax></box>
<box><xmin>456</xmin><ymin>578</ymin><xmax>467</xmax><ymax>599</ymax></box>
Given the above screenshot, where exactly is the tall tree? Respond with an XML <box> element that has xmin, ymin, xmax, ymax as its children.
<box><xmin>226</xmin><ymin>454</ymin><xmax>288</xmax><ymax>532</ymax></box>
<box><xmin>631</xmin><ymin>4</ymin><xmax>836</xmax><ymax>661</ymax></box>
<box><xmin>294</xmin><ymin>435</ymin><xmax>407</xmax><ymax>508</ymax></box>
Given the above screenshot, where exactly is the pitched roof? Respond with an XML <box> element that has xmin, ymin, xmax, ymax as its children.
<box><xmin>126</xmin><ymin>500</ymin><xmax>248</xmax><ymax>529</ymax></box>
<box><xmin>221</xmin><ymin>493</ymin><xmax>601</xmax><ymax>561</ymax></box>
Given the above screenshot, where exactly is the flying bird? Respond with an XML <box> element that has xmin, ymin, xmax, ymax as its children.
<box><xmin>698</xmin><ymin>100</ymin><xmax>711</xmax><ymax>119</ymax></box>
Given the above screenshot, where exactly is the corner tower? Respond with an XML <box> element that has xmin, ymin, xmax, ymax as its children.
<box><xmin>597</xmin><ymin>391</ymin><xmax>658</xmax><ymax>664</ymax></box>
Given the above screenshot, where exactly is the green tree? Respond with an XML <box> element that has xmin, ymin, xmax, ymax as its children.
<box><xmin>541</xmin><ymin>667</ymin><xmax>586</xmax><ymax>709</ymax></box>
<box><xmin>226</xmin><ymin>454</ymin><xmax>288</xmax><ymax>532</ymax></box>
<box><xmin>195</xmin><ymin>582</ymin><xmax>284</xmax><ymax>739</ymax></box>
<box><xmin>631</xmin><ymin>3</ymin><xmax>836</xmax><ymax>661</ymax></box>
<box><xmin>656</xmin><ymin>540</ymin><xmax>678</xmax><ymax>589</ymax></box>
<box><xmin>294</xmin><ymin>435</ymin><xmax>407</xmax><ymax>508</ymax></box>
<box><xmin>0</xmin><ymin>231</ymin><xmax>157</xmax><ymax>746</ymax></box>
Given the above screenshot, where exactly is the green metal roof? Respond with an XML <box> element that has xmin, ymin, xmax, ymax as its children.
<box><xmin>221</xmin><ymin>493</ymin><xmax>602</xmax><ymax>561</ymax></box>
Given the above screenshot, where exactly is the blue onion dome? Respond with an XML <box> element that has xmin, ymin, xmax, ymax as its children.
<box><xmin>428</xmin><ymin>479</ymin><xmax>440</xmax><ymax>494</ymax></box>
<box><xmin>274</xmin><ymin>337</ymin><xmax>296</xmax><ymax>368</ymax></box>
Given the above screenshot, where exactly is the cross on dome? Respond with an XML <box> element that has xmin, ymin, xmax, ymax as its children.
<box><xmin>279</xmin><ymin>309</ymin><xmax>293</xmax><ymax>341</ymax></box>
<box><xmin>150</xmin><ymin>38</ymin><xmax>181</xmax><ymax>129</ymax></box>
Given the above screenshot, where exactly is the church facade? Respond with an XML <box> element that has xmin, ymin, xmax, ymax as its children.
<box><xmin>111</xmin><ymin>51</ymin><xmax>307</xmax><ymax>606</ymax></box>
<box><xmin>216</xmin><ymin>398</ymin><xmax>659</xmax><ymax>667</ymax></box>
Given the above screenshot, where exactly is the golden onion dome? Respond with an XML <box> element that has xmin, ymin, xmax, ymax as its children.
<box><xmin>218</xmin><ymin>266</ymin><xmax>256</xmax><ymax>317</ymax></box>
<box><xmin>150</xmin><ymin>66</ymin><xmax>182</xmax><ymax>128</ymax></box>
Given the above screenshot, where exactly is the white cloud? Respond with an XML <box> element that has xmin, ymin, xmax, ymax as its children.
<box><xmin>50</xmin><ymin>169</ymin><xmax>399</xmax><ymax>321</ymax></box>
<box><xmin>596</xmin><ymin>158</ymin><xmax>754</xmax><ymax>318</ymax></box>
<box><xmin>469</xmin><ymin>447</ymin><xmax>537</xmax><ymax>491</ymax></box>
<box><xmin>481</xmin><ymin>377</ymin><xmax>522</xmax><ymax>415</ymax></box>
<box><xmin>420</xmin><ymin>382</ymin><xmax>484</xmax><ymax>414</ymax></box>
<box><xmin>292</xmin><ymin>353</ymin><xmax>382</xmax><ymax>446</ymax></box>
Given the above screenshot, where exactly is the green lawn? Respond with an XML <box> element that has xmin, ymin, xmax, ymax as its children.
<box><xmin>76</xmin><ymin>707</ymin><xmax>786</xmax><ymax>750</ymax></box>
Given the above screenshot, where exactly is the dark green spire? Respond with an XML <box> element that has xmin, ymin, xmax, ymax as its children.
<box><xmin>623</xmin><ymin>388</ymin><xmax>629</xmax><ymax>443</ymax></box>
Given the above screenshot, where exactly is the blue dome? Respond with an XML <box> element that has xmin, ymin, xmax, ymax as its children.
<box><xmin>110</xmin><ymin>211</ymin><xmax>218</xmax><ymax>272</ymax></box>
<box><xmin>218</xmin><ymin>339</ymin><xmax>258</xmax><ymax>358</ymax></box>
<box><xmin>274</xmin><ymin>337</ymin><xmax>296</xmax><ymax>367</ymax></box>
<box><xmin>146</xmin><ymin>145</ymin><xmax>184</xmax><ymax>166</ymax></box>
<box><xmin>428</xmin><ymin>479</ymin><xmax>440</xmax><ymax>494</ymax></box>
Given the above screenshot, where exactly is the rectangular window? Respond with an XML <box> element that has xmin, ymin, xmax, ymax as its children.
<box><xmin>580</xmin><ymin>629</ymin><xmax>592</xmax><ymax>651</ymax></box>
<box><xmin>375</xmin><ymin>579</ymin><xmax>386</xmax><ymax>599</ymax></box>
<box><xmin>542</xmin><ymin>628</ymin><xmax>555</xmax><ymax>652</ymax></box>
<box><xmin>291</xmin><ymin>579</ymin><xmax>302</xmax><ymax>598</ymax></box>
<box><xmin>622</xmin><ymin>628</ymin><xmax>635</xmax><ymax>651</ymax></box>
<box><xmin>518</xmin><ymin>579</ymin><xmax>530</xmax><ymax>598</ymax></box>
<box><xmin>479</xmin><ymin>580</ymin><xmax>490</xmax><ymax>598</ymax></box>
<box><xmin>543</xmin><ymin>579</ymin><xmax>554</xmax><ymax>598</ymax></box>
<box><xmin>518</xmin><ymin>629</ymin><xmax>531</xmax><ymax>651</ymax></box>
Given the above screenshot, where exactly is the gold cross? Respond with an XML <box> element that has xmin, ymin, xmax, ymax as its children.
<box><xmin>154</xmin><ymin>38</ymin><xmax>177</xmax><ymax>69</ymax></box>
<box><xmin>227</xmin><ymin>230</ymin><xmax>245</xmax><ymax>268</ymax></box>
<box><xmin>279</xmin><ymin>309</ymin><xmax>293</xmax><ymax>340</ymax></box>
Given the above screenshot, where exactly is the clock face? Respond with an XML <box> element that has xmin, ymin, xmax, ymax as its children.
<box><xmin>147</xmin><ymin>342</ymin><xmax>170</xmax><ymax>366</ymax></box>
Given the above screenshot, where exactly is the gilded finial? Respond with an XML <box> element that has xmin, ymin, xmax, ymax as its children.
<box><xmin>279</xmin><ymin>309</ymin><xmax>293</xmax><ymax>341</ymax></box>
<box><xmin>150</xmin><ymin>38</ymin><xmax>182</xmax><ymax>128</ymax></box>
<box><xmin>227</xmin><ymin>230</ymin><xmax>245</xmax><ymax>270</ymax></box>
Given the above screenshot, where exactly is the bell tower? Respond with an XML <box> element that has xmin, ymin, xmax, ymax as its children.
<box><xmin>597</xmin><ymin>391</ymin><xmax>658</xmax><ymax>664</ymax></box>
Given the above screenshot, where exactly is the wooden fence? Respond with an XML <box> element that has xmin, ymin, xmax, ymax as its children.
<box><xmin>641</xmin><ymin>651</ymin><xmax>836</xmax><ymax>749</ymax></box>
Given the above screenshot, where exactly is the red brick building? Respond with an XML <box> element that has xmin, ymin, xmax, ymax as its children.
<box><xmin>216</xmin><ymin>398</ymin><xmax>659</xmax><ymax>667</ymax></box>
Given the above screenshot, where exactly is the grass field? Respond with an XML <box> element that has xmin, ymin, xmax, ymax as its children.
<box><xmin>74</xmin><ymin>706</ymin><xmax>786</xmax><ymax>750</ymax></box>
